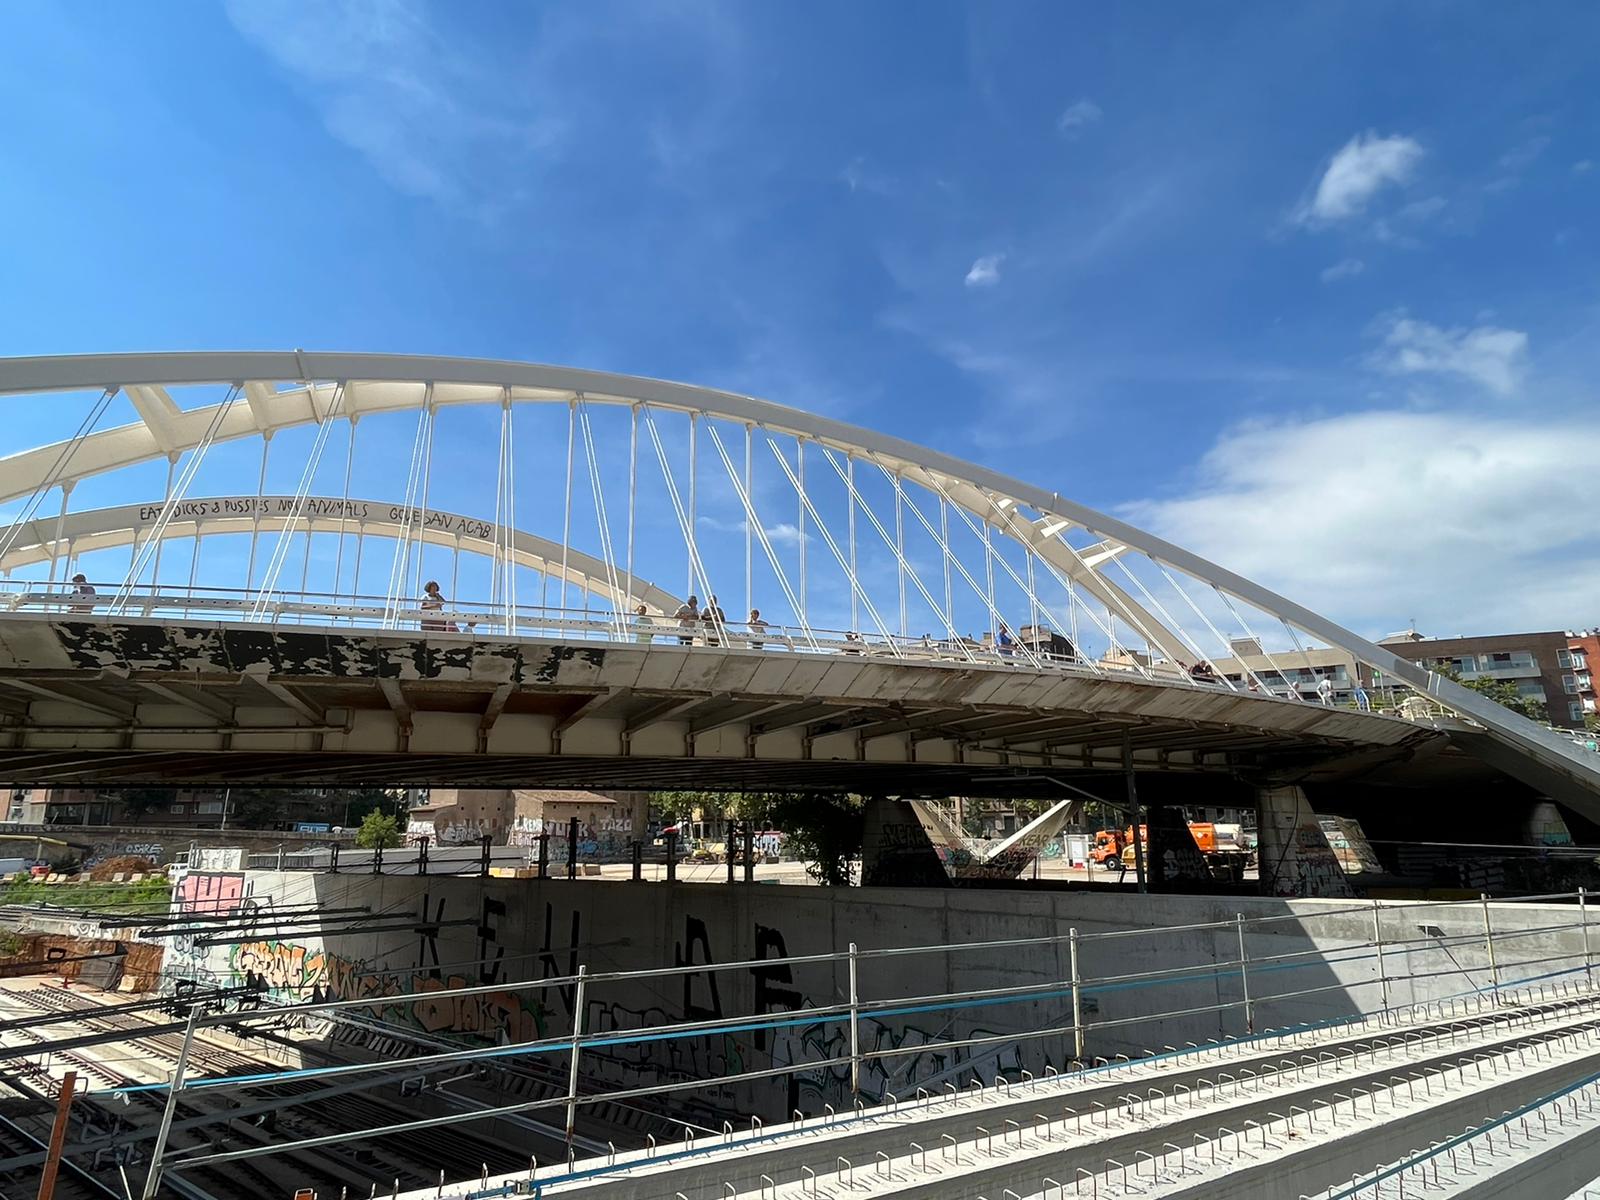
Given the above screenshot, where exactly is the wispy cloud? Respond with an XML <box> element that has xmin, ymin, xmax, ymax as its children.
<box><xmin>1371</xmin><ymin>314</ymin><xmax>1529</xmax><ymax>397</ymax></box>
<box><xmin>1575</xmin><ymin>160</ymin><xmax>1595</xmax><ymax>175</ymax></box>
<box><xmin>224</xmin><ymin>0</ymin><xmax>563</xmax><ymax>213</ymax></box>
<box><xmin>1057</xmin><ymin>98</ymin><xmax>1103</xmax><ymax>139</ymax></box>
<box><xmin>1498</xmin><ymin>134</ymin><xmax>1550</xmax><ymax>173</ymax></box>
<box><xmin>840</xmin><ymin>156</ymin><xmax>893</xmax><ymax>195</ymax></box>
<box><xmin>964</xmin><ymin>253</ymin><xmax>1005</xmax><ymax>288</ymax></box>
<box><xmin>1320</xmin><ymin>257</ymin><xmax>1365</xmax><ymax>283</ymax></box>
<box><xmin>1296</xmin><ymin>131</ymin><xmax>1424</xmax><ymax>226</ymax></box>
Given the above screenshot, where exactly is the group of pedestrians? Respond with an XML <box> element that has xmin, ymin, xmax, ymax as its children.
<box><xmin>630</xmin><ymin>595</ymin><xmax>771</xmax><ymax>648</ymax></box>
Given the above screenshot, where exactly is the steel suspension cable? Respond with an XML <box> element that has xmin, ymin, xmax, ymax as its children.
<box><xmin>112</xmin><ymin>385</ymin><xmax>241</xmax><ymax>613</ymax></box>
<box><xmin>490</xmin><ymin>394</ymin><xmax>509</xmax><ymax>625</ymax></box>
<box><xmin>242</xmin><ymin>434</ymin><xmax>273</xmax><ymax>590</ymax></box>
<box><xmin>686</xmin><ymin>413</ymin><xmax>697</xmax><ymax>600</ymax></box>
<box><xmin>0</xmin><ymin>385</ymin><xmax>115</xmax><ymax>565</ymax></box>
<box><xmin>910</xmin><ymin>477</ymin><xmax>1115</xmax><ymax>674</ymax></box>
<box><xmin>1209</xmin><ymin>583</ymin><xmax>1305</xmax><ymax>697</ymax></box>
<box><xmin>382</xmin><ymin>402</ymin><xmax>431</xmax><ymax>628</ymax></box>
<box><xmin>148</xmin><ymin>458</ymin><xmax>177</xmax><ymax>589</ymax></box>
<box><xmin>878</xmin><ymin>466</ymin><xmax>1050</xmax><ymax>669</ymax></box>
<box><xmin>703</xmin><ymin>424</ymin><xmax>816</xmax><ymax>650</ymax></box>
<box><xmin>45</xmin><ymin>479</ymin><xmax>74</xmax><ymax>584</ymax></box>
<box><xmin>642</xmin><ymin>408</ymin><xmax>724</xmax><ymax>641</ymax></box>
<box><xmin>743</xmin><ymin>423</ymin><xmax>753</xmax><ymax>621</ymax></box>
<box><xmin>331</xmin><ymin>415</ymin><xmax>358</xmax><ymax>600</ymax></box>
<box><xmin>575</xmin><ymin>395</ymin><xmax>625</xmax><ymax>636</ymax></box>
<box><xmin>821</xmin><ymin>449</ymin><xmax>972</xmax><ymax>661</ymax></box>
<box><xmin>796</xmin><ymin>439</ymin><xmax>807</xmax><ymax>623</ymax></box>
<box><xmin>408</xmin><ymin>387</ymin><xmax>436</xmax><ymax>606</ymax></box>
<box><xmin>847</xmin><ymin>454</ymin><xmax>859</xmax><ymax>634</ymax></box>
<box><xmin>625</xmin><ymin>404</ymin><xmax>638</xmax><ymax>613</ymax></box>
<box><xmin>762</xmin><ymin>434</ymin><xmax>897</xmax><ymax>652</ymax></box>
<box><xmin>1145</xmin><ymin>560</ymin><xmax>1267</xmax><ymax>691</ymax></box>
<box><xmin>960</xmin><ymin>488</ymin><xmax>1172</xmax><ymax>674</ymax></box>
<box><xmin>1104</xmin><ymin>548</ymin><xmax>1236</xmax><ymax>678</ymax></box>
<box><xmin>251</xmin><ymin>382</ymin><xmax>348</xmax><ymax>618</ymax></box>
<box><xmin>553</xmin><ymin>398</ymin><xmax>575</xmax><ymax>617</ymax></box>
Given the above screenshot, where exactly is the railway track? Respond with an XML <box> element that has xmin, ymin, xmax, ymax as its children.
<box><xmin>0</xmin><ymin>985</ymin><xmax>539</xmax><ymax>1197</ymax></box>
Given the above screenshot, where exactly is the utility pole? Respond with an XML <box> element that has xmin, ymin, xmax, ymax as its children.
<box><xmin>36</xmin><ymin>1070</ymin><xmax>77</xmax><ymax>1200</ymax></box>
<box><xmin>1124</xmin><ymin>733</ymin><xmax>1146</xmax><ymax>893</ymax></box>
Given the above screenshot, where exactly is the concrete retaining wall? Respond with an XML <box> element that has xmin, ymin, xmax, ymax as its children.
<box><xmin>160</xmin><ymin>871</ymin><xmax>1592</xmax><ymax>1120</ymax></box>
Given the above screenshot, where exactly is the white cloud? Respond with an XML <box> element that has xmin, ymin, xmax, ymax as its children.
<box><xmin>840</xmin><ymin>156</ymin><xmax>892</xmax><ymax>195</ymax></box>
<box><xmin>1298</xmin><ymin>132</ymin><xmax>1424</xmax><ymax>225</ymax></box>
<box><xmin>1372</xmin><ymin>315</ymin><xmax>1529</xmax><ymax>397</ymax></box>
<box><xmin>964</xmin><ymin>254</ymin><xmax>1005</xmax><ymax>288</ymax></box>
<box><xmin>1057</xmin><ymin>99</ymin><xmax>1103</xmax><ymax>138</ymax></box>
<box><xmin>1124</xmin><ymin>411</ymin><xmax>1599</xmax><ymax>637</ymax></box>
<box><xmin>1498</xmin><ymin>135</ymin><xmax>1550</xmax><ymax>173</ymax></box>
<box><xmin>1320</xmin><ymin>258</ymin><xmax>1365</xmax><ymax>283</ymax></box>
<box><xmin>696</xmin><ymin>515</ymin><xmax>809</xmax><ymax>546</ymax></box>
<box><xmin>225</xmin><ymin>0</ymin><xmax>562</xmax><ymax>211</ymax></box>
<box><xmin>1576</xmin><ymin>160</ymin><xmax>1596</xmax><ymax>175</ymax></box>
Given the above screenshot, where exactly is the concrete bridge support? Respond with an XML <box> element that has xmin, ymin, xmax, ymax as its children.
<box><xmin>1255</xmin><ymin>784</ymin><xmax>1355</xmax><ymax>898</ymax></box>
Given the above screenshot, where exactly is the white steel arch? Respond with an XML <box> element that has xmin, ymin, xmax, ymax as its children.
<box><xmin>0</xmin><ymin>350</ymin><xmax>1596</xmax><ymax>799</ymax></box>
<box><xmin>0</xmin><ymin>495</ymin><xmax>681</xmax><ymax>613</ymax></box>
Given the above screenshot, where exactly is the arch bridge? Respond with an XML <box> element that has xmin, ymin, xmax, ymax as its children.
<box><xmin>0</xmin><ymin>352</ymin><xmax>1594</xmax><ymax>812</ymax></box>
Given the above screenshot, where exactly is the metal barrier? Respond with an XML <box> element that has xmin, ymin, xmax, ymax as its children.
<box><xmin>92</xmin><ymin>887</ymin><xmax>1600</xmax><ymax>1190</ymax></box>
<box><xmin>0</xmin><ymin>579</ymin><xmax>1414</xmax><ymax>711</ymax></box>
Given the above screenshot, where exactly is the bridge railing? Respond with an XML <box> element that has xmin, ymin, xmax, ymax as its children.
<box><xmin>0</xmin><ymin>579</ymin><xmax>1424</xmax><ymax>716</ymax></box>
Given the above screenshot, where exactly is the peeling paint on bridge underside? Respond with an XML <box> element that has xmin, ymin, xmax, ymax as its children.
<box><xmin>45</xmin><ymin>619</ymin><xmax>606</xmax><ymax>686</ymax></box>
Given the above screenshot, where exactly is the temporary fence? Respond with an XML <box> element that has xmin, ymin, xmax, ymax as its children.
<box><xmin>68</xmin><ymin>886</ymin><xmax>1600</xmax><ymax>1195</ymax></box>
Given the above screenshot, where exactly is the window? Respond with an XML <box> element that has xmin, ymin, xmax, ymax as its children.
<box><xmin>1559</xmin><ymin>649</ymin><xmax>1575</xmax><ymax>669</ymax></box>
<box><xmin>1573</xmin><ymin>702</ymin><xmax>1587</xmax><ymax>723</ymax></box>
<box><xmin>1566</xmin><ymin>675</ymin><xmax>1581</xmax><ymax>694</ymax></box>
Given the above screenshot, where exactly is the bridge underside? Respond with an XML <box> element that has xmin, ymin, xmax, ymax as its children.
<box><xmin>0</xmin><ymin>614</ymin><xmax>1508</xmax><ymax>798</ymax></box>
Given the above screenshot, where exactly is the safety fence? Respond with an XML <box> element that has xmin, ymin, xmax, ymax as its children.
<box><xmin>0</xmin><ymin>580</ymin><xmax>1444</xmax><ymax>718</ymax></box>
<box><xmin>88</xmin><ymin>887</ymin><xmax>1600</xmax><ymax>1194</ymax></box>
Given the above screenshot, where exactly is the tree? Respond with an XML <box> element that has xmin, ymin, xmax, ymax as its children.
<box><xmin>355</xmin><ymin>808</ymin><xmax>403</xmax><ymax>849</ymax></box>
<box><xmin>1438</xmin><ymin>666</ymin><xmax>1546</xmax><ymax>721</ymax></box>
<box><xmin>652</xmin><ymin>790</ymin><xmax>864</xmax><ymax>886</ymax></box>
<box><xmin>115</xmin><ymin>788</ymin><xmax>175</xmax><ymax>819</ymax></box>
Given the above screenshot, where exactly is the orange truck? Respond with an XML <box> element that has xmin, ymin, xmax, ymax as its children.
<box><xmin>1092</xmin><ymin>822</ymin><xmax>1253</xmax><ymax>870</ymax></box>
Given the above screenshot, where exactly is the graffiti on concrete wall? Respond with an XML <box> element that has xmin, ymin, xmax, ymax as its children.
<box><xmin>175</xmin><ymin>880</ymin><xmax>1058</xmax><ymax>1119</ymax></box>
<box><xmin>176</xmin><ymin>871</ymin><xmax>245</xmax><ymax>916</ymax></box>
<box><xmin>231</xmin><ymin>940</ymin><xmax>328</xmax><ymax>997</ymax></box>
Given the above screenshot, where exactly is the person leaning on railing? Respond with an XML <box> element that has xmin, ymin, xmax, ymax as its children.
<box><xmin>68</xmin><ymin>573</ymin><xmax>97</xmax><ymax>613</ymax></box>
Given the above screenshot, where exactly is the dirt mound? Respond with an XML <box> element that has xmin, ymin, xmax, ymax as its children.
<box><xmin>86</xmin><ymin>855</ymin><xmax>160</xmax><ymax>881</ymax></box>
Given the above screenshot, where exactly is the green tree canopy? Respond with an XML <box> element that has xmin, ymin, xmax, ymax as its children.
<box><xmin>1438</xmin><ymin>667</ymin><xmax>1546</xmax><ymax>722</ymax></box>
<box><xmin>355</xmin><ymin>808</ymin><xmax>403</xmax><ymax>849</ymax></box>
<box><xmin>654</xmin><ymin>790</ymin><xmax>864</xmax><ymax>886</ymax></box>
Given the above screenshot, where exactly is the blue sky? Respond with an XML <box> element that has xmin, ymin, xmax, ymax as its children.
<box><xmin>2</xmin><ymin>2</ymin><xmax>1597</xmax><ymax>638</ymax></box>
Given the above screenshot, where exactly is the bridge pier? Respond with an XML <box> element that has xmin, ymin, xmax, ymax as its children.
<box><xmin>1255</xmin><ymin>784</ymin><xmax>1356</xmax><ymax>898</ymax></box>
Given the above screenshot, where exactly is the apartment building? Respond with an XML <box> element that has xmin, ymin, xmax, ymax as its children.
<box><xmin>1377</xmin><ymin>629</ymin><xmax>1582</xmax><ymax>728</ymax></box>
<box><xmin>1206</xmin><ymin>638</ymin><xmax>1371</xmax><ymax>703</ymax></box>
<box><xmin>1566</xmin><ymin>630</ymin><xmax>1598</xmax><ymax>723</ymax></box>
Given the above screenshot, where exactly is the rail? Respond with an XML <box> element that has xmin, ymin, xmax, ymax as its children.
<box><xmin>72</xmin><ymin>887</ymin><xmax>1600</xmax><ymax>1190</ymax></box>
<box><xmin>0</xmin><ymin>579</ymin><xmax>1463</xmax><ymax>723</ymax></box>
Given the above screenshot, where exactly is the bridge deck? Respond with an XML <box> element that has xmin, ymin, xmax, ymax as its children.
<box><xmin>0</xmin><ymin>612</ymin><xmax>1457</xmax><ymax>791</ymax></box>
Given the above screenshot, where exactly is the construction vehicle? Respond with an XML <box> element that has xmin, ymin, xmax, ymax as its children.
<box><xmin>1091</xmin><ymin>823</ymin><xmax>1255</xmax><ymax>875</ymax></box>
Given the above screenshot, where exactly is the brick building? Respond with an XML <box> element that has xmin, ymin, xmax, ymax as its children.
<box><xmin>1566</xmin><ymin>630</ymin><xmax>1598</xmax><ymax>725</ymax></box>
<box><xmin>1376</xmin><ymin>629</ymin><xmax>1583</xmax><ymax>728</ymax></box>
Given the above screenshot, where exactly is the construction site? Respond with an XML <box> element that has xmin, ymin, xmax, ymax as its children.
<box><xmin>7</xmin><ymin>833</ymin><xmax>1600</xmax><ymax>1198</ymax></box>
